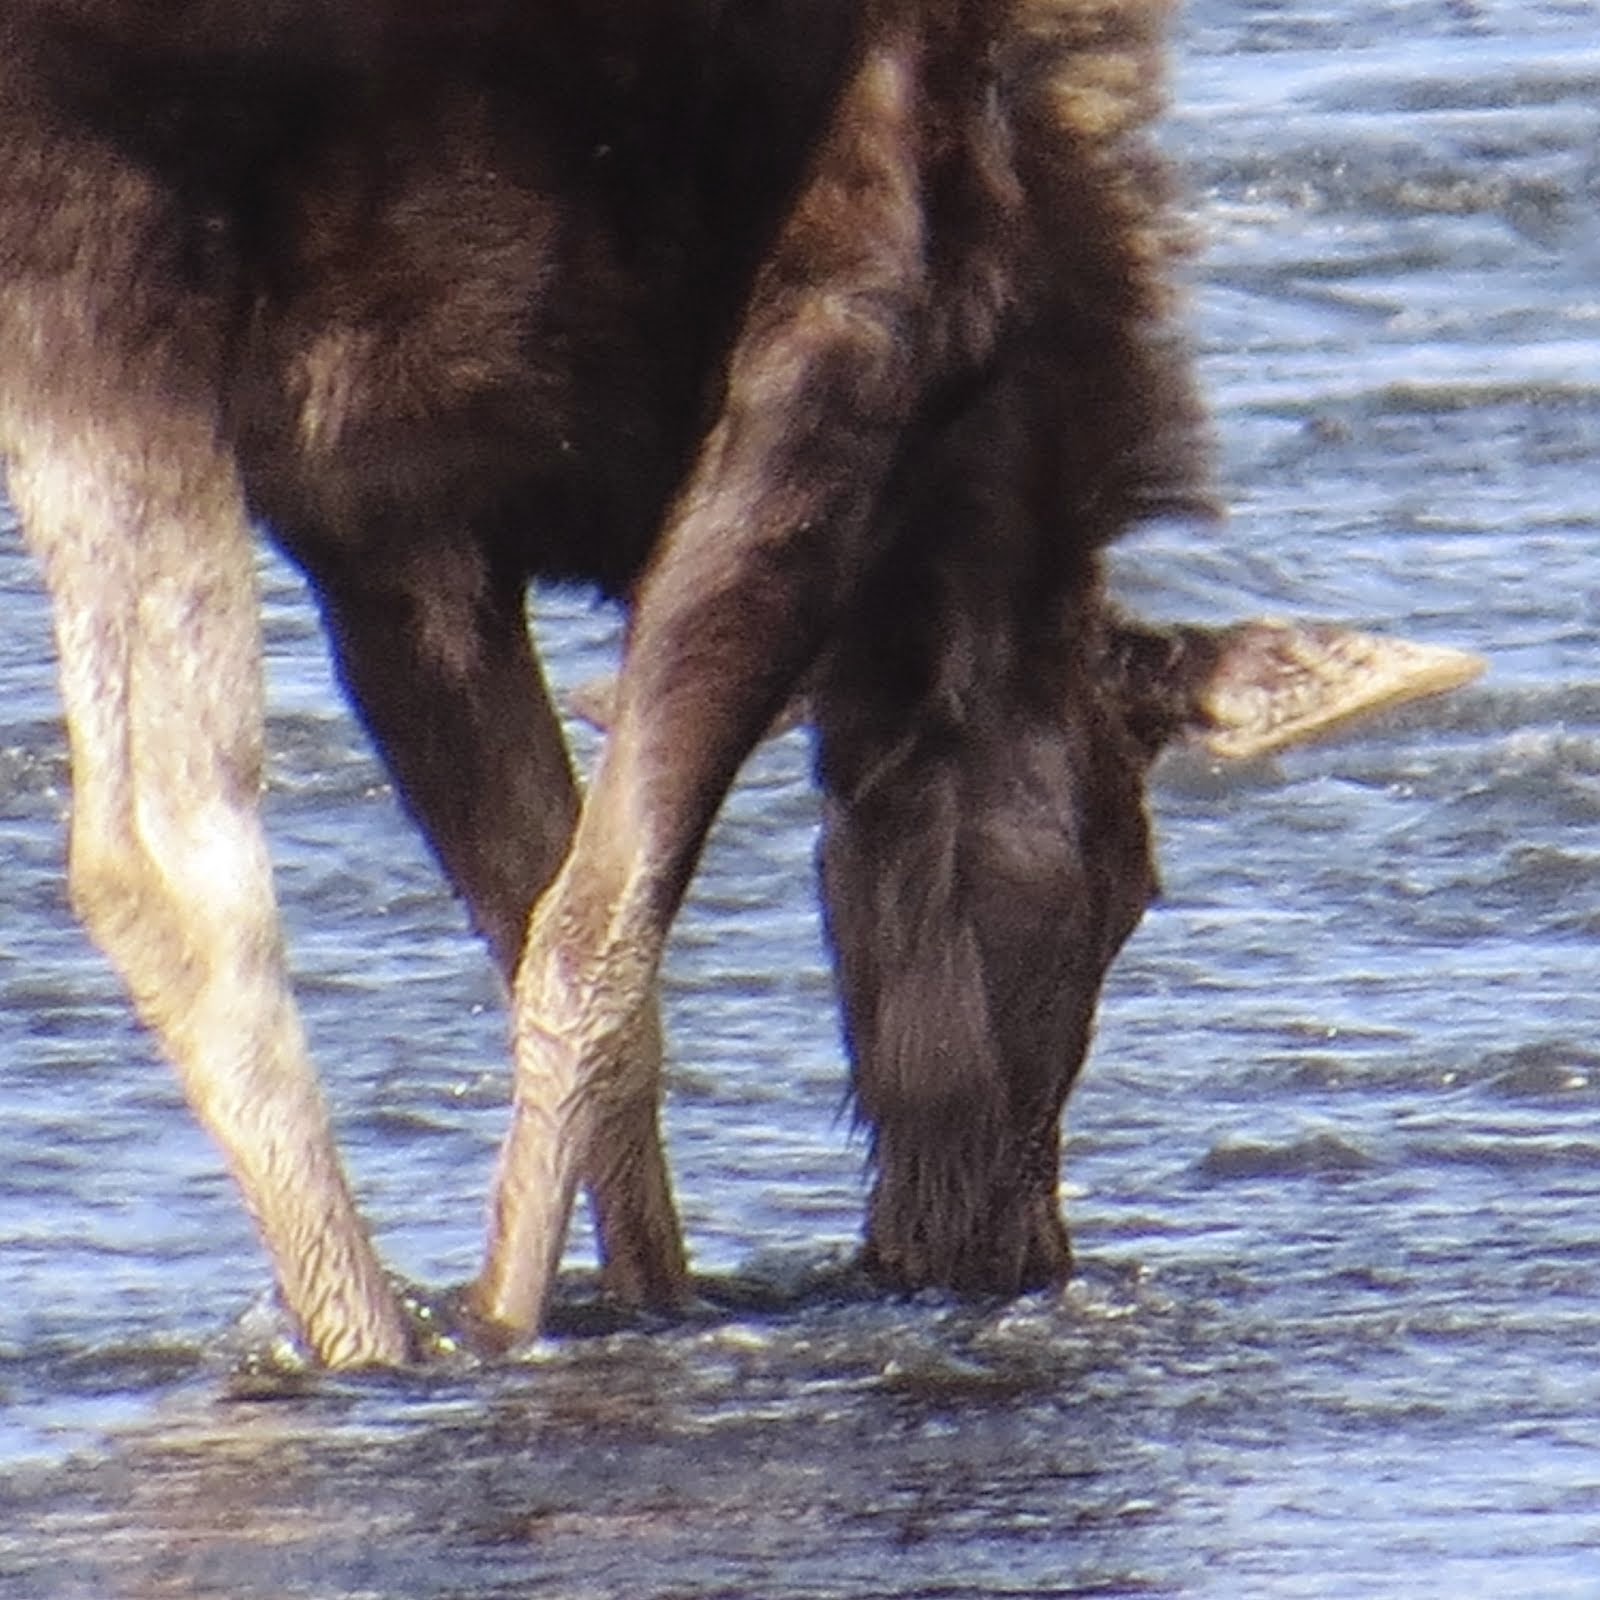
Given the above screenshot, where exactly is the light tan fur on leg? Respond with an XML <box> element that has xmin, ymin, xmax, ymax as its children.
<box><xmin>583</xmin><ymin>996</ymin><xmax>689</xmax><ymax>1307</ymax></box>
<box><xmin>474</xmin><ymin>768</ymin><xmax>667</xmax><ymax>1338</ymax></box>
<box><xmin>6</xmin><ymin>406</ymin><xmax>409</xmax><ymax>1368</ymax></box>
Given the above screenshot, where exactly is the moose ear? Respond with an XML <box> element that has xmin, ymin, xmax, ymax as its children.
<box><xmin>1189</xmin><ymin>619</ymin><xmax>1484</xmax><ymax>761</ymax></box>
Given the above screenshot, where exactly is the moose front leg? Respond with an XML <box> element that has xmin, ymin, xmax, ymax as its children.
<box><xmin>8</xmin><ymin>412</ymin><xmax>410</xmax><ymax>1368</ymax></box>
<box><xmin>471</xmin><ymin>581</ymin><xmax>829</xmax><ymax>1341</ymax></box>
<box><xmin>302</xmin><ymin>546</ymin><xmax>688</xmax><ymax>1312</ymax></box>
<box><xmin>473</xmin><ymin>768</ymin><xmax>687</xmax><ymax>1342</ymax></box>
<box><xmin>470</xmin><ymin>8</ymin><xmax>1018</xmax><ymax>1343</ymax></box>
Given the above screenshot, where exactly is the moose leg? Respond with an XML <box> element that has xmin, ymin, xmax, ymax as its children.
<box><xmin>469</xmin><ymin>30</ymin><xmax>950</xmax><ymax>1343</ymax></box>
<box><xmin>303</xmin><ymin>550</ymin><xmax>687</xmax><ymax>1308</ymax></box>
<box><xmin>8</xmin><ymin>416</ymin><xmax>409</xmax><ymax>1368</ymax></box>
<box><xmin>467</xmin><ymin>589</ymin><xmax>815</xmax><ymax>1344</ymax></box>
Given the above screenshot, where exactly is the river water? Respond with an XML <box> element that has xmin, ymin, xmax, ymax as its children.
<box><xmin>2</xmin><ymin>2</ymin><xmax>1598</xmax><ymax>1594</ymax></box>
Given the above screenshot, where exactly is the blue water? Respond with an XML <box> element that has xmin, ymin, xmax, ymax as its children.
<box><xmin>2</xmin><ymin>2</ymin><xmax>1598</xmax><ymax>1595</ymax></box>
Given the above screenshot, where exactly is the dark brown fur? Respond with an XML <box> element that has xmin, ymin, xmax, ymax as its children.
<box><xmin>0</xmin><ymin>0</ymin><xmax>1203</xmax><ymax>1361</ymax></box>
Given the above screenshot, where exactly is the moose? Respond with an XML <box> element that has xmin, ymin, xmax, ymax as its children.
<box><xmin>0</xmin><ymin>1</ymin><xmax>1477</xmax><ymax>1367</ymax></box>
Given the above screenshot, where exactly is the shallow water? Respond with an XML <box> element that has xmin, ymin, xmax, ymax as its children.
<box><xmin>2</xmin><ymin>2</ymin><xmax>1598</xmax><ymax>1595</ymax></box>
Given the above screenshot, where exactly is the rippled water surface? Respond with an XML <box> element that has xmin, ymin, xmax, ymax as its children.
<box><xmin>3</xmin><ymin>3</ymin><xmax>1598</xmax><ymax>1595</ymax></box>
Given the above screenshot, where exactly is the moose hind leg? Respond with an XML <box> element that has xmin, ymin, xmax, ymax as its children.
<box><xmin>813</xmin><ymin>637</ymin><xmax>1156</xmax><ymax>1297</ymax></box>
<box><xmin>305</xmin><ymin>552</ymin><xmax>687</xmax><ymax>1309</ymax></box>
<box><xmin>9</xmin><ymin>417</ymin><xmax>409</xmax><ymax>1368</ymax></box>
